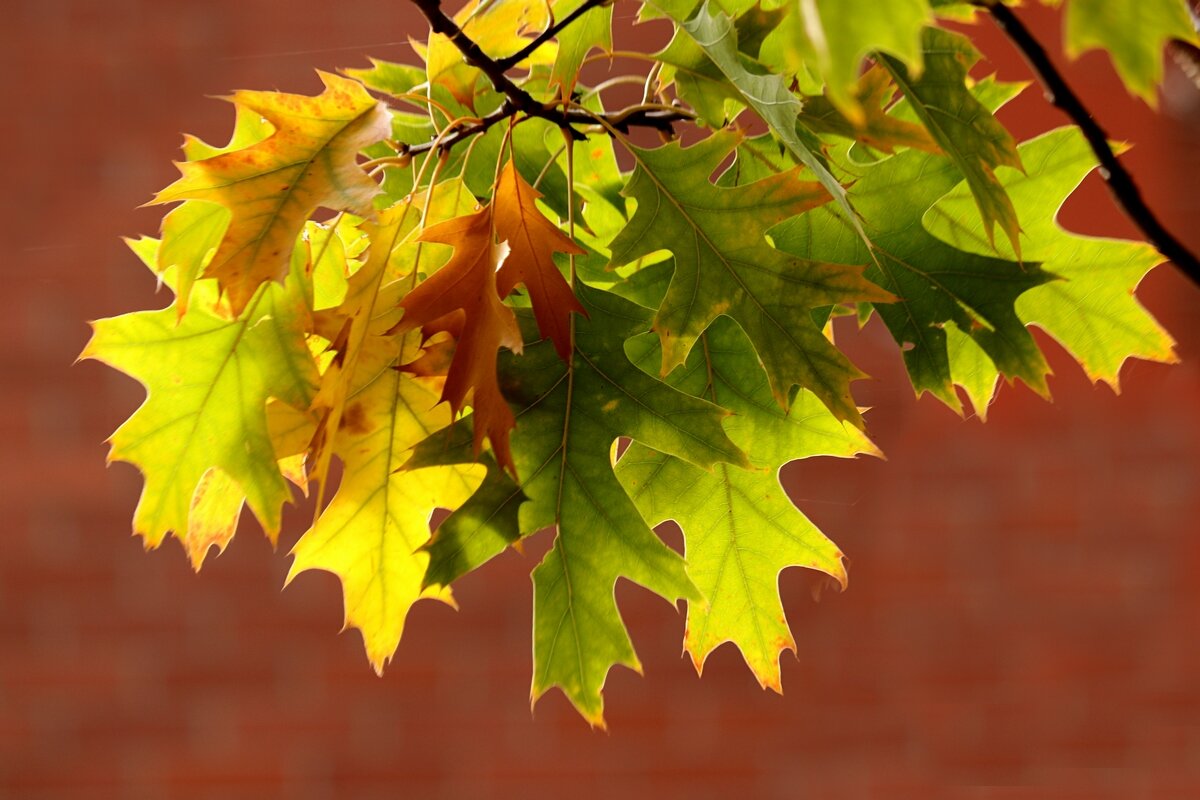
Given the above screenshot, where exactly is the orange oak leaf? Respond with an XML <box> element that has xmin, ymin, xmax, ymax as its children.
<box><xmin>152</xmin><ymin>72</ymin><xmax>391</xmax><ymax>315</ymax></box>
<box><xmin>493</xmin><ymin>161</ymin><xmax>587</xmax><ymax>361</ymax></box>
<box><xmin>395</xmin><ymin>207</ymin><xmax>523</xmax><ymax>475</ymax></box>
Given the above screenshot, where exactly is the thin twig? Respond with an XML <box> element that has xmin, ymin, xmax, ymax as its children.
<box><xmin>977</xmin><ymin>0</ymin><xmax>1200</xmax><ymax>288</ymax></box>
<box><xmin>405</xmin><ymin>0</ymin><xmax>693</xmax><ymax>156</ymax></box>
<box><xmin>495</xmin><ymin>0</ymin><xmax>610</xmax><ymax>71</ymax></box>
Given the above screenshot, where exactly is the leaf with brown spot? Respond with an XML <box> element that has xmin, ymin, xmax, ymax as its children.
<box><xmin>288</xmin><ymin>326</ymin><xmax>486</xmax><ymax>672</ymax></box>
<box><xmin>152</xmin><ymin>72</ymin><xmax>391</xmax><ymax>315</ymax></box>
<box><xmin>305</xmin><ymin>181</ymin><xmax>477</xmax><ymax>498</ymax></box>
<box><xmin>287</xmin><ymin>201</ymin><xmax>487</xmax><ymax>672</ymax></box>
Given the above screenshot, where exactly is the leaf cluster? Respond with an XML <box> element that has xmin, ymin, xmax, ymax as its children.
<box><xmin>85</xmin><ymin>0</ymin><xmax>1192</xmax><ymax>725</ymax></box>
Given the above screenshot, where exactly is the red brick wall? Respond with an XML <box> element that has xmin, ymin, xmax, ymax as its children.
<box><xmin>3</xmin><ymin>2</ymin><xmax>1199</xmax><ymax>797</ymax></box>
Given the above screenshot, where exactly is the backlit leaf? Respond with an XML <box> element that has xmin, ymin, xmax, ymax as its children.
<box><xmin>153</xmin><ymin>73</ymin><xmax>391</xmax><ymax>314</ymax></box>
<box><xmin>881</xmin><ymin>28</ymin><xmax>1023</xmax><ymax>250</ymax></box>
<box><xmin>409</xmin><ymin>284</ymin><xmax>747</xmax><ymax>725</ymax></box>
<box><xmin>617</xmin><ymin>318</ymin><xmax>878</xmax><ymax>690</ymax></box>
<box><xmin>925</xmin><ymin>127</ymin><xmax>1177</xmax><ymax>392</ymax></box>
<box><xmin>608</xmin><ymin>131</ymin><xmax>892</xmax><ymax>424</ymax></box>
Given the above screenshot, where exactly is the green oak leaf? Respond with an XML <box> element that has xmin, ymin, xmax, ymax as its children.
<box><xmin>81</xmin><ymin>280</ymin><xmax>318</xmax><ymax>549</ymax></box>
<box><xmin>408</xmin><ymin>283</ymin><xmax>748</xmax><ymax>726</ymax></box>
<box><xmin>1054</xmin><ymin>0</ymin><xmax>1198</xmax><ymax>104</ymax></box>
<box><xmin>616</xmin><ymin>317</ymin><xmax>878</xmax><ymax>690</ymax></box>
<box><xmin>550</xmin><ymin>0</ymin><xmax>614</xmax><ymax>94</ymax></box>
<box><xmin>655</xmin><ymin>21</ymin><xmax>746</xmax><ymax>125</ymax></box>
<box><xmin>670</xmin><ymin>3</ymin><xmax>860</xmax><ymax>233</ymax></box>
<box><xmin>760</xmin><ymin>0</ymin><xmax>932</xmax><ymax>124</ymax></box>
<box><xmin>881</xmin><ymin>28</ymin><xmax>1023</xmax><ymax>251</ymax></box>
<box><xmin>343</xmin><ymin>58</ymin><xmax>427</xmax><ymax>97</ymax></box>
<box><xmin>607</xmin><ymin>130</ymin><xmax>892</xmax><ymax>425</ymax></box>
<box><xmin>798</xmin><ymin>66</ymin><xmax>940</xmax><ymax>155</ymax></box>
<box><xmin>924</xmin><ymin>127</ymin><xmax>1176</xmax><ymax>396</ymax></box>
<box><xmin>770</xmin><ymin>144</ymin><xmax>1052</xmax><ymax>412</ymax></box>
<box><xmin>420</xmin><ymin>458</ymin><xmax>525</xmax><ymax>591</ymax></box>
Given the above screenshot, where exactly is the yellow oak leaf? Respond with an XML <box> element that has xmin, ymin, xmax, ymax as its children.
<box><xmin>152</xmin><ymin>72</ymin><xmax>390</xmax><ymax>315</ymax></box>
<box><xmin>306</xmin><ymin>181</ymin><xmax>477</xmax><ymax>499</ymax></box>
<box><xmin>288</xmin><ymin>330</ymin><xmax>485</xmax><ymax>673</ymax></box>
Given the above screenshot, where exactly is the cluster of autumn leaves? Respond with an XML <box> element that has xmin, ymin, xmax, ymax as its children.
<box><xmin>85</xmin><ymin>0</ymin><xmax>1192</xmax><ymax>725</ymax></box>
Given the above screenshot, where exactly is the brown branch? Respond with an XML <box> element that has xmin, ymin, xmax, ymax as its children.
<box><xmin>976</xmin><ymin>0</ymin><xmax>1200</xmax><ymax>289</ymax></box>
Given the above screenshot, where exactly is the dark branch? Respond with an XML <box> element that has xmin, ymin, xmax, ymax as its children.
<box><xmin>403</xmin><ymin>0</ymin><xmax>693</xmax><ymax>157</ymax></box>
<box><xmin>409</xmin><ymin>0</ymin><xmax>540</xmax><ymax>109</ymax></box>
<box><xmin>495</xmin><ymin>0</ymin><xmax>610</xmax><ymax>72</ymax></box>
<box><xmin>398</xmin><ymin>103</ymin><xmax>692</xmax><ymax>158</ymax></box>
<box><xmin>978</xmin><ymin>0</ymin><xmax>1200</xmax><ymax>288</ymax></box>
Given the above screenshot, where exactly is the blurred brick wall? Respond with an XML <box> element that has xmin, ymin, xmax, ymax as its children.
<box><xmin>2</xmin><ymin>2</ymin><xmax>1199</xmax><ymax>798</ymax></box>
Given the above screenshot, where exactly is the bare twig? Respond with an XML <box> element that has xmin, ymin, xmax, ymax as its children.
<box><xmin>976</xmin><ymin>0</ymin><xmax>1200</xmax><ymax>288</ymax></box>
<box><xmin>495</xmin><ymin>0</ymin><xmax>610</xmax><ymax>71</ymax></box>
<box><xmin>405</xmin><ymin>0</ymin><xmax>693</xmax><ymax>157</ymax></box>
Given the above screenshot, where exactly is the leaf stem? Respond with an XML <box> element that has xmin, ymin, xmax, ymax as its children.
<box><xmin>975</xmin><ymin>0</ymin><xmax>1200</xmax><ymax>288</ymax></box>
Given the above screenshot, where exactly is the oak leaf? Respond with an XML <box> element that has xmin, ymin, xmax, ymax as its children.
<box><xmin>769</xmin><ymin>133</ymin><xmax>1052</xmax><ymax>412</ymax></box>
<box><xmin>408</xmin><ymin>284</ymin><xmax>748</xmax><ymax>725</ymax></box>
<box><xmin>288</xmin><ymin>331</ymin><xmax>484</xmax><ymax>673</ymax></box>
<box><xmin>1054</xmin><ymin>0</ymin><xmax>1199</xmax><ymax>104</ymax></box>
<box><xmin>798</xmin><ymin>66</ymin><xmax>940</xmax><ymax>156</ymax></box>
<box><xmin>152</xmin><ymin>72</ymin><xmax>390</xmax><ymax>315</ymax></box>
<box><xmin>608</xmin><ymin>131</ymin><xmax>893</xmax><ymax>425</ymax></box>
<box><xmin>924</xmin><ymin>127</ymin><xmax>1177</xmax><ymax>411</ymax></box>
<box><xmin>395</xmin><ymin>206</ymin><xmax>524</xmax><ymax>475</ymax></box>
<box><xmin>493</xmin><ymin>160</ymin><xmax>587</xmax><ymax>361</ymax></box>
<box><xmin>287</xmin><ymin>192</ymin><xmax>488</xmax><ymax>671</ymax></box>
<box><xmin>881</xmin><ymin>29</ymin><xmax>1023</xmax><ymax>250</ymax></box>
<box><xmin>81</xmin><ymin>273</ymin><xmax>318</xmax><ymax>550</ymax></box>
<box><xmin>617</xmin><ymin>318</ymin><xmax>878</xmax><ymax>691</ymax></box>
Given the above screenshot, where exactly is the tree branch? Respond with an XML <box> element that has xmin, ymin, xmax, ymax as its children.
<box><xmin>495</xmin><ymin>0</ymin><xmax>610</xmax><ymax>72</ymax></box>
<box><xmin>403</xmin><ymin>0</ymin><xmax>693</xmax><ymax>157</ymax></box>
<box><xmin>977</xmin><ymin>0</ymin><xmax>1200</xmax><ymax>288</ymax></box>
<box><xmin>409</xmin><ymin>0</ymin><xmax>541</xmax><ymax>109</ymax></box>
<box><xmin>396</xmin><ymin>101</ymin><xmax>690</xmax><ymax>158</ymax></box>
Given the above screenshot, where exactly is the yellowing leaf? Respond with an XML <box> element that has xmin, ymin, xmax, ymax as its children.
<box><xmin>81</xmin><ymin>281</ymin><xmax>319</xmax><ymax>550</ymax></box>
<box><xmin>288</xmin><ymin>336</ymin><xmax>484</xmax><ymax>673</ymax></box>
<box><xmin>288</xmin><ymin>192</ymin><xmax>488</xmax><ymax>671</ymax></box>
<box><xmin>493</xmin><ymin>160</ymin><xmax>587</xmax><ymax>361</ymax></box>
<box><xmin>153</xmin><ymin>72</ymin><xmax>391</xmax><ymax>314</ymax></box>
<box><xmin>425</xmin><ymin>0</ymin><xmax>552</xmax><ymax>105</ymax></box>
